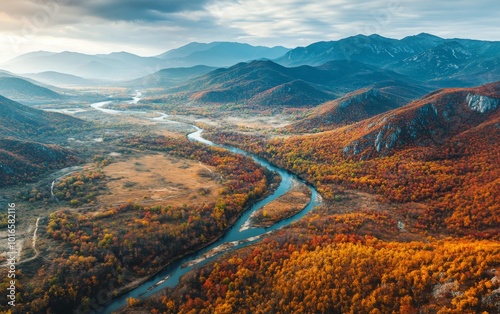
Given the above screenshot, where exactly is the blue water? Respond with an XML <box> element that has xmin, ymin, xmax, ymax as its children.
<box><xmin>100</xmin><ymin>125</ymin><xmax>322</xmax><ymax>314</ymax></box>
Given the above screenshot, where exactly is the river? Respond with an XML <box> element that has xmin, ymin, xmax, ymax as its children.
<box><xmin>86</xmin><ymin>97</ymin><xmax>323</xmax><ymax>313</ymax></box>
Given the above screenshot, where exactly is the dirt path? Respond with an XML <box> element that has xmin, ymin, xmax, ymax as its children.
<box><xmin>0</xmin><ymin>217</ymin><xmax>42</xmax><ymax>268</ymax></box>
<box><xmin>199</xmin><ymin>161</ymin><xmax>213</xmax><ymax>173</ymax></box>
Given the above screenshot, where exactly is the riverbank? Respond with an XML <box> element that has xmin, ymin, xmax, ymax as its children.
<box><xmin>242</xmin><ymin>178</ymin><xmax>311</xmax><ymax>230</ymax></box>
<box><xmin>100</xmin><ymin>166</ymin><xmax>281</xmax><ymax>312</ymax></box>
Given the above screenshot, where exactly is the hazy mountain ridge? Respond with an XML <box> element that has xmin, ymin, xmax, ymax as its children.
<box><xmin>1</xmin><ymin>43</ymin><xmax>290</xmax><ymax>80</ymax></box>
<box><xmin>123</xmin><ymin>65</ymin><xmax>217</xmax><ymax>88</ymax></box>
<box><xmin>158</xmin><ymin>42</ymin><xmax>289</xmax><ymax>67</ymax></box>
<box><xmin>23</xmin><ymin>71</ymin><xmax>110</xmax><ymax>87</ymax></box>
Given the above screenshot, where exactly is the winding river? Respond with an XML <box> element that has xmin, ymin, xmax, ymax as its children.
<box><xmin>86</xmin><ymin>96</ymin><xmax>322</xmax><ymax>313</ymax></box>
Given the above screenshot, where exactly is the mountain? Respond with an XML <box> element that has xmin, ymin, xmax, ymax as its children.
<box><xmin>2</xmin><ymin>51</ymin><xmax>163</xmax><ymax>80</ymax></box>
<box><xmin>22</xmin><ymin>71</ymin><xmax>107</xmax><ymax>87</ymax></box>
<box><xmin>123</xmin><ymin>65</ymin><xmax>216</xmax><ymax>88</ymax></box>
<box><xmin>452</xmin><ymin>56</ymin><xmax>500</xmax><ymax>83</ymax></box>
<box><xmin>248</xmin><ymin>79</ymin><xmax>333</xmax><ymax>107</ymax></box>
<box><xmin>288</xmin><ymin>85</ymin><xmax>425</xmax><ymax>132</ymax></box>
<box><xmin>0</xmin><ymin>95</ymin><xmax>81</xmax><ymax>138</ymax></box>
<box><xmin>276</xmin><ymin>33</ymin><xmax>500</xmax><ymax>87</ymax></box>
<box><xmin>156</xmin><ymin>42</ymin><xmax>221</xmax><ymax>59</ymax></box>
<box><xmin>389</xmin><ymin>41</ymin><xmax>473</xmax><ymax>80</ymax></box>
<box><xmin>166</xmin><ymin>59</ymin><xmax>414</xmax><ymax>107</ymax></box>
<box><xmin>399</xmin><ymin>32</ymin><xmax>445</xmax><ymax>47</ymax></box>
<box><xmin>2</xmin><ymin>43</ymin><xmax>289</xmax><ymax>81</ymax></box>
<box><xmin>157</xmin><ymin>42</ymin><xmax>290</xmax><ymax>67</ymax></box>
<box><xmin>0</xmin><ymin>76</ymin><xmax>63</xmax><ymax>103</ymax></box>
<box><xmin>275</xmin><ymin>33</ymin><xmax>438</xmax><ymax>67</ymax></box>
<box><xmin>338</xmin><ymin>82</ymin><xmax>500</xmax><ymax>158</ymax></box>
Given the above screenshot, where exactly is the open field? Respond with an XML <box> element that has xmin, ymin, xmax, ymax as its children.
<box><xmin>99</xmin><ymin>154</ymin><xmax>221</xmax><ymax>208</ymax></box>
<box><xmin>194</xmin><ymin>114</ymin><xmax>293</xmax><ymax>131</ymax></box>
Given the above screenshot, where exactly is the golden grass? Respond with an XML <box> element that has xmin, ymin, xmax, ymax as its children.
<box><xmin>99</xmin><ymin>154</ymin><xmax>221</xmax><ymax>207</ymax></box>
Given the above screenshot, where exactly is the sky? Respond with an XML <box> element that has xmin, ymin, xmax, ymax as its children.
<box><xmin>1</xmin><ymin>0</ymin><xmax>499</xmax><ymax>63</ymax></box>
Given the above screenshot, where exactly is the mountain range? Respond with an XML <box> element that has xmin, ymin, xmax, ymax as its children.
<box><xmin>1</xmin><ymin>42</ymin><xmax>289</xmax><ymax>81</ymax></box>
<box><xmin>276</xmin><ymin>33</ymin><xmax>500</xmax><ymax>87</ymax></box>
<box><xmin>1</xmin><ymin>33</ymin><xmax>500</xmax><ymax>106</ymax></box>
<box><xmin>163</xmin><ymin>59</ymin><xmax>416</xmax><ymax>107</ymax></box>
<box><xmin>133</xmin><ymin>33</ymin><xmax>500</xmax><ymax>108</ymax></box>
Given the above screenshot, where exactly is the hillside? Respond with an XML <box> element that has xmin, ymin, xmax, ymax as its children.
<box><xmin>0</xmin><ymin>95</ymin><xmax>82</xmax><ymax>186</ymax></box>
<box><xmin>288</xmin><ymin>85</ymin><xmax>426</xmax><ymax>132</ymax></box>
<box><xmin>0</xmin><ymin>138</ymin><xmax>78</xmax><ymax>187</ymax></box>
<box><xmin>249</xmin><ymin>79</ymin><xmax>334</xmax><ymax>107</ymax></box>
<box><xmin>388</xmin><ymin>41</ymin><xmax>473</xmax><ymax>81</ymax></box>
<box><xmin>164</xmin><ymin>59</ymin><xmax>413</xmax><ymax>107</ymax></box>
<box><xmin>123</xmin><ymin>65</ymin><xmax>216</xmax><ymax>88</ymax></box>
<box><xmin>0</xmin><ymin>77</ymin><xmax>63</xmax><ymax>103</ymax></box>
<box><xmin>23</xmin><ymin>71</ymin><xmax>106</xmax><ymax>87</ymax></box>
<box><xmin>0</xmin><ymin>95</ymin><xmax>81</xmax><ymax>138</ymax></box>
<box><xmin>339</xmin><ymin>82</ymin><xmax>500</xmax><ymax>158</ymax></box>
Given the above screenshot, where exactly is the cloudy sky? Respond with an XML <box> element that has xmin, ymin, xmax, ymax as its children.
<box><xmin>1</xmin><ymin>0</ymin><xmax>499</xmax><ymax>62</ymax></box>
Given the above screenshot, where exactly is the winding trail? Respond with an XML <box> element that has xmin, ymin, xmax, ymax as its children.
<box><xmin>4</xmin><ymin>217</ymin><xmax>42</xmax><ymax>267</ymax></box>
<box><xmin>19</xmin><ymin>217</ymin><xmax>41</xmax><ymax>265</ymax></box>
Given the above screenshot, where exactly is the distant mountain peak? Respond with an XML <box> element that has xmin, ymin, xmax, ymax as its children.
<box><xmin>415</xmin><ymin>32</ymin><xmax>443</xmax><ymax>39</ymax></box>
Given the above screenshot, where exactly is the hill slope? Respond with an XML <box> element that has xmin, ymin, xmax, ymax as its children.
<box><xmin>339</xmin><ymin>82</ymin><xmax>500</xmax><ymax>158</ymax></box>
<box><xmin>0</xmin><ymin>95</ymin><xmax>80</xmax><ymax>138</ymax></box>
<box><xmin>0</xmin><ymin>95</ymin><xmax>81</xmax><ymax>186</ymax></box>
<box><xmin>0</xmin><ymin>138</ymin><xmax>78</xmax><ymax>187</ymax></box>
<box><xmin>123</xmin><ymin>65</ymin><xmax>216</xmax><ymax>88</ymax></box>
<box><xmin>165</xmin><ymin>59</ymin><xmax>414</xmax><ymax>107</ymax></box>
<box><xmin>0</xmin><ymin>77</ymin><xmax>63</xmax><ymax>103</ymax></box>
<box><xmin>288</xmin><ymin>85</ymin><xmax>427</xmax><ymax>132</ymax></box>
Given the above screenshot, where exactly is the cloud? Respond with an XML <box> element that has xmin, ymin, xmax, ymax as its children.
<box><xmin>67</xmin><ymin>0</ymin><xmax>212</xmax><ymax>22</ymax></box>
<box><xmin>0</xmin><ymin>0</ymin><xmax>500</xmax><ymax>63</ymax></box>
<box><xmin>205</xmin><ymin>0</ymin><xmax>500</xmax><ymax>47</ymax></box>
